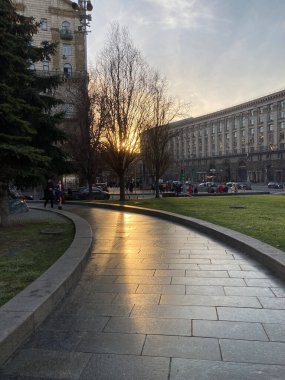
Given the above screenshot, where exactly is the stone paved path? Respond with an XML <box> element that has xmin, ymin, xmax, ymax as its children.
<box><xmin>1</xmin><ymin>206</ymin><xmax>285</xmax><ymax>379</ymax></box>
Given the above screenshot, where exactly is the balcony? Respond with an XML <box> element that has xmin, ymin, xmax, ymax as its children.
<box><xmin>59</xmin><ymin>28</ymin><xmax>73</xmax><ymax>40</ymax></box>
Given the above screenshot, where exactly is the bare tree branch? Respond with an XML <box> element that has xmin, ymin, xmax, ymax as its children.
<box><xmin>95</xmin><ymin>23</ymin><xmax>151</xmax><ymax>200</ymax></box>
<box><xmin>142</xmin><ymin>71</ymin><xmax>186</xmax><ymax>198</ymax></box>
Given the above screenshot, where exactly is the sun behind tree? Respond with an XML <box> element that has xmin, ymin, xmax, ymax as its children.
<box><xmin>94</xmin><ymin>23</ymin><xmax>152</xmax><ymax>201</ymax></box>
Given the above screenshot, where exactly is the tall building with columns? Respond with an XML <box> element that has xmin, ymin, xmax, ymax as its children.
<box><xmin>167</xmin><ymin>89</ymin><xmax>285</xmax><ymax>184</ymax></box>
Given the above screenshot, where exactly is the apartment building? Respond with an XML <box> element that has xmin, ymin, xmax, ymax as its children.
<box><xmin>167</xmin><ymin>89</ymin><xmax>285</xmax><ymax>184</ymax></box>
<box><xmin>13</xmin><ymin>0</ymin><xmax>93</xmax><ymax>188</ymax></box>
<box><xmin>13</xmin><ymin>0</ymin><xmax>86</xmax><ymax>79</ymax></box>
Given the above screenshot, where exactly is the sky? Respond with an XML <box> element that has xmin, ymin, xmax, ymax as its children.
<box><xmin>87</xmin><ymin>0</ymin><xmax>285</xmax><ymax>117</ymax></box>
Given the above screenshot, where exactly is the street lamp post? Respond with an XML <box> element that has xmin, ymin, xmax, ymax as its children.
<box><xmin>72</xmin><ymin>1</ymin><xmax>93</xmax><ymax>74</ymax></box>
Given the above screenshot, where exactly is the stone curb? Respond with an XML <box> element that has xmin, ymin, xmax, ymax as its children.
<box><xmin>86</xmin><ymin>202</ymin><xmax>285</xmax><ymax>280</ymax></box>
<box><xmin>0</xmin><ymin>207</ymin><xmax>92</xmax><ymax>366</ymax></box>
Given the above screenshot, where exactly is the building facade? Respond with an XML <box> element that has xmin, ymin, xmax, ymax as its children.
<box><xmin>12</xmin><ymin>0</ymin><xmax>93</xmax><ymax>189</ymax></box>
<box><xmin>167</xmin><ymin>89</ymin><xmax>285</xmax><ymax>184</ymax></box>
<box><xmin>13</xmin><ymin>0</ymin><xmax>85</xmax><ymax>79</ymax></box>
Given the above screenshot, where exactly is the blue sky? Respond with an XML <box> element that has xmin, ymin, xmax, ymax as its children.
<box><xmin>88</xmin><ymin>0</ymin><xmax>285</xmax><ymax>117</ymax></box>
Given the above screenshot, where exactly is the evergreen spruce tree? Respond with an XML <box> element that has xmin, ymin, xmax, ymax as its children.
<box><xmin>0</xmin><ymin>0</ymin><xmax>69</xmax><ymax>226</ymax></box>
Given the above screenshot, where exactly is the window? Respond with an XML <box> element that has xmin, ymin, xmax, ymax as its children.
<box><xmin>63</xmin><ymin>44</ymin><xmax>72</xmax><ymax>56</ymax></box>
<box><xmin>64</xmin><ymin>64</ymin><xmax>72</xmax><ymax>77</ymax></box>
<box><xmin>259</xmin><ymin>126</ymin><xmax>264</xmax><ymax>144</ymax></box>
<box><xmin>226</xmin><ymin>119</ymin><xmax>231</xmax><ymax>130</ymax></box>
<box><xmin>29</xmin><ymin>63</ymin><xmax>35</xmax><ymax>71</ymax></box>
<box><xmin>268</xmin><ymin>133</ymin><xmax>274</xmax><ymax>144</ymax></box>
<box><xmin>43</xmin><ymin>61</ymin><xmax>49</xmax><ymax>72</ymax></box>
<box><xmin>62</xmin><ymin>21</ymin><xmax>71</xmax><ymax>30</ymax></box>
<box><xmin>234</xmin><ymin>116</ymin><xmax>239</xmax><ymax>128</ymax></box>
<box><xmin>60</xmin><ymin>21</ymin><xmax>73</xmax><ymax>40</ymax></box>
<box><xmin>40</xmin><ymin>18</ymin><xmax>48</xmax><ymax>31</ymax></box>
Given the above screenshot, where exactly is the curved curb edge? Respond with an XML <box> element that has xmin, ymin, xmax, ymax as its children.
<box><xmin>0</xmin><ymin>207</ymin><xmax>92</xmax><ymax>366</ymax></box>
<box><xmin>90</xmin><ymin>202</ymin><xmax>285</xmax><ymax>280</ymax></box>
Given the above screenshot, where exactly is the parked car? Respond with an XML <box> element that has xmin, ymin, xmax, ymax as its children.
<box><xmin>239</xmin><ymin>182</ymin><xmax>252</xmax><ymax>190</ymax></box>
<box><xmin>226</xmin><ymin>182</ymin><xmax>252</xmax><ymax>190</ymax></box>
<box><xmin>77</xmin><ymin>186</ymin><xmax>110</xmax><ymax>200</ymax></box>
<box><xmin>198</xmin><ymin>181</ymin><xmax>215</xmax><ymax>188</ymax></box>
<box><xmin>198</xmin><ymin>182</ymin><xmax>217</xmax><ymax>193</ymax></box>
<box><xmin>268</xmin><ymin>182</ymin><xmax>284</xmax><ymax>189</ymax></box>
<box><xmin>94</xmin><ymin>183</ymin><xmax>109</xmax><ymax>192</ymax></box>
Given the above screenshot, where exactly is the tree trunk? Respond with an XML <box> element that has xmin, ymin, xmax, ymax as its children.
<box><xmin>155</xmin><ymin>180</ymin><xmax>160</xmax><ymax>198</ymax></box>
<box><xmin>119</xmin><ymin>174</ymin><xmax>125</xmax><ymax>201</ymax></box>
<box><xmin>155</xmin><ymin>168</ymin><xmax>160</xmax><ymax>198</ymax></box>
<box><xmin>0</xmin><ymin>182</ymin><xmax>10</xmax><ymax>227</ymax></box>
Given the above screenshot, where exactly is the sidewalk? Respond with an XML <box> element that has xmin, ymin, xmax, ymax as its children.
<box><xmin>0</xmin><ymin>205</ymin><xmax>92</xmax><ymax>369</ymax></box>
<box><xmin>1</xmin><ymin>205</ymin><xmax>285</xmax><ymax>379</ymax></box>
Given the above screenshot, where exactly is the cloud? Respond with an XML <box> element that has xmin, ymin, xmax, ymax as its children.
<box><xmin>139</xmin><ymin>0</ymin><xmax>220</xmax><ymax>30</ymax></box>
<box><xmin>88</xmin><ymin>0</ymin><xmax>285</xmax><ymax>117</ymax></box>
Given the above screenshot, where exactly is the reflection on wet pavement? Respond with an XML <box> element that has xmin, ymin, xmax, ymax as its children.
<box><xmin>2</xmin><ymin>207</ymin><xmax>285</xmax><ymax>380</ymax></box>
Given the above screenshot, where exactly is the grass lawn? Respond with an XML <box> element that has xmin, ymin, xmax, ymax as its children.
<box><xmin>110</xmin><ymin>194</ymin><xmax>285</xmax><ymax>253</ymax></box>
<box><xmin>0</xmin><ymin>220</ymin><xmax>74</xmax><ymax>307</ymax></box>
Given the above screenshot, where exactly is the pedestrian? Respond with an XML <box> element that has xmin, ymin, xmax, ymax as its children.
<box><xmin>218</xmin><ymin>183</ymin><xmax>224</xmax><ymax>193</ymax></box>
<box><xmin>44</xmin><ymin>179</ymin><xmax>55</xmax><ymax>208</ymax></box>
<box><xmin>129</xmin><ymin>182</ymin><xmax>134</xmax><ymax>193</ymax></box>
<box><xmin>231</xmin><ymin>183</ymin><xmax>238</xmax><ymax>194</ymax></box>
<box><xmin>55</xmin><ymin>180</ymin><xmax>63</xmax><ymax>210</ymax></box>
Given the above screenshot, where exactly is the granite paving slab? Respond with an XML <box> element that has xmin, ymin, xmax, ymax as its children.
<box><xmin>170</xmin><ymin>358</ymin><xmax>285</xmax><ymax>380</ymax></box>
<box><xmin>1</xmin><ymin>206</ymin><xmax>285</xmax><ymax>379</ymax></box>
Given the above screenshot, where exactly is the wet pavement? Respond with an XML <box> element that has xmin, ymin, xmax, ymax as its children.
<box><xmin>1</xmin><ymin>205</ymin><xmax>285</xmax><ymax>379</ymax></box>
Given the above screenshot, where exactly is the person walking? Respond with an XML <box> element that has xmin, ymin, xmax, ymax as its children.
<box><xmin>55</xmin><ymin>180</ymin><xmax>64</xmax><ymax>210</ymax></box>
<box><xmin>44</xmin><ymin>179</ymin><xmax>55</xmax><ymax>208</ymax></box>
<box><xmin>231</xmin><ymin>183</ymin><xmax>238</xmax><ymax>194</ymax></box>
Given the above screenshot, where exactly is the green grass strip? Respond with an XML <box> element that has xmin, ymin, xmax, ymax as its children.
<box><xmin>0</xmin><ymin>220</ymin><xmax>74</xmax><ymax>306</ymax></box>
<box><xmin>110</xmin><ymin>194</ymin><xmax>285</xmax><ymax>253</ymax></box>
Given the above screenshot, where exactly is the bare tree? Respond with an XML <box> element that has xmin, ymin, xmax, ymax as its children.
<box><xmin>141</xmin><ymin>71</ymin><xmax>183</xmax><ymax>198</ymax></box>
<box><xmin>95</xmin><ymin>24</ymin><xmax>151</xmax><ymax>201</ymax></box>
<box><xmin>64</xmin><ymin>73</ymin><xmax>105</xmax><ymax>194</ymax></box>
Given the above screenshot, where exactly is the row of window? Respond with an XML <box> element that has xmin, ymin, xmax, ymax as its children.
<box><xmin>174</xmin><ymin>141</ymin><xmax>285</xmax><ymax>159</ymax></box>
<box><xmin>29</xmin><ymin>63</ymin><xmax>73</xmax><ymax>77</ymax></box>
<box><xmin>177</xmin><ymin>121</ymin><xmax>285</xmax><ymax>140</ymax></box>
<box><xmin>183</xmin><ymin>103</ymin><xmax>285</xmax><ymax>134</ymax></box>
<box><xmin>173</xmin><ymin>120</ymin><xmax>285</xmax><ymax>159</ymax></box>
<box><xmin>40</xmin><ymin>19</ymin><xmax>71</xmax><ymax>32</ymax></box>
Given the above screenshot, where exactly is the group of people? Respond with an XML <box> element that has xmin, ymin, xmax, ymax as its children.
<box><xmin>188</xmin><ymin>183</ymin><xmax>238</xmax><ymax>195</ymax></box>
<box><xmin>44</xmin><ymin>179</ymin><xmax>64</xmax><ymax>209</ymax></box>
